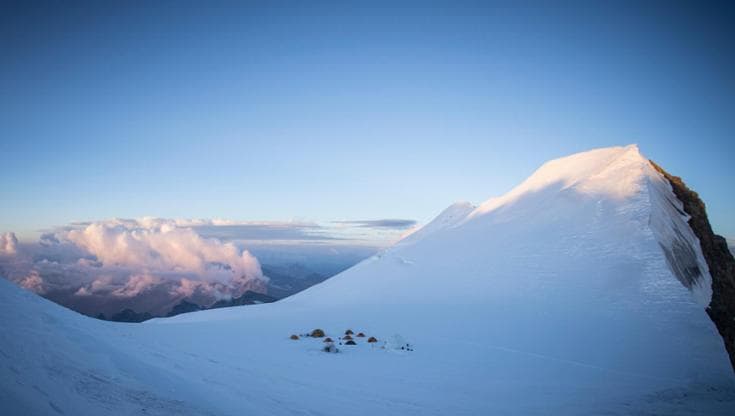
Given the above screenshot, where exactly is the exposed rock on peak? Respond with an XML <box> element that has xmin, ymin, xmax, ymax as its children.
<box><xmin>650</xmin><ymin>160</ymin><xmax>735</xmax><ymax>372</ymax></box>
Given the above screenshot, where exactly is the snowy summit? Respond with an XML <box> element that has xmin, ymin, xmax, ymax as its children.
<box><xmin>1</xmin><ymin>145</ymin><xmax>733</xmax><ymax>415</ymax></box>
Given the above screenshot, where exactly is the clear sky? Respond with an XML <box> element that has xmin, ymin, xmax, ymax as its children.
<box><xmin>2</xmin><ymin>1</ymin><xmax>733</xmax><ymax>239</ymax></box>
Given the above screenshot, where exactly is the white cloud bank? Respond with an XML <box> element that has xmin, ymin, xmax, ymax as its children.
<box><xmin>65</xmin><ymin>219</ymin><xmax>261</xmax><ymax>286</ymax></box>
<box><xmin>0</xmin><ymin>219</ymin><xmax>265</xmax><ymax>315</ymax></box>
<box><xmin>0</xmin><ymin>217</ymin><xmax>413</xmax><ymax>316</ymax></box>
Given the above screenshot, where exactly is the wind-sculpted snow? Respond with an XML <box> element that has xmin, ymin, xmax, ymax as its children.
<box><xmin>1</xmin><ymin>145</ymin><xmax>734</xmax><ymax>415</ymax></box>
<box><xmin>646</xmin><ymin>168</ymin><xmax>712</xmax><ymax>305</ymax></box>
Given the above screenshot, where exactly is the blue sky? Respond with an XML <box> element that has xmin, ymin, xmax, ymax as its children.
<box><xmin>2</xmin><ymin>1</ymin><xmax>733</xmax><ymax>239</ymax></box>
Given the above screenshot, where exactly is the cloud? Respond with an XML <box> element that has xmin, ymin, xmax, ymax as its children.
<box><xmin>174</xmin><ymin>218</ymin><xmax>417</xmax><ymax>242</ymax></box>
<box><xmin>0</xmin><ymin>219</ymin><xmax>265</xmax><ymax>315</ymax></box>
<box><xmin>333</xmin><ymin>219</ymin><xmax>418</xmax><ymax>229</ymax></box>
<box><xmin>18</xmin><ymin>270</ymin><xmax>45</xmax><ymax>294</ymax></box>
<box><xmin>64</xmin><ymin>219</ymin><xmax>262</xmax><ymax>284</ymax></box>
<box><xmin>0</xmin><ymin>232</ymin><xmax>18</xmax><ymax>255</ymax></box>
<box><xmin>0</xmin><ymin>216</ymin><xmax>414</xmax><ymax>316</ymax></box>
<box><xmin>189</xmin><ymin>222</ymin><xmax>341</xmax><ymax>241</ymax></box>
<box><xmin>110</xmin><ymin>273</ymin><xmax>162</xmax><ymax>298</ymax></box>
<box><xmin>173</xmin><ymin>277</ymin><xmax>201</xmax><ymax>298</ymax></box>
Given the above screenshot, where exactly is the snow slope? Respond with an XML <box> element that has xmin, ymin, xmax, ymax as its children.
<box><xmin>395</xmin><ymin>200</ymin><xmax>476</xmax><ymax>247</ymax></box>
<box><xmin>1</xmin><ymin>145</ymin><xmax>734</xmax><ymax>415</ymax></box>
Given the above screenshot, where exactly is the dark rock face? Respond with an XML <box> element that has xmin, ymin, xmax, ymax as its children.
<box><xmin>166</xmin><ymin>300</ymin><xmax>204</xmax><ymax>317</ymax></box>
<box><xmin>209</xmin><ymin>290</ymin><xmax>276</xmax><ymax>309</ymax></box>
<box><xmin>109</xmin><ymin>308</ymin><xmax>153</xmax><ymax>323</ymax></box>
<box><xmin>650</xmin><ymin>160</ymin><xmax>735</xmax><ymax>372</ymax></box>
<box><xmin>164</xmin><ymin>291</ymin><xmax>277</xmax><ymax>318</ymax></box>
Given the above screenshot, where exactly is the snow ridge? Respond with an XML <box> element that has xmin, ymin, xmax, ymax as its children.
<box><xmin>395</xmin><ymin>201</ymin><xmax>476</xmax><ymax>247</ymax></box>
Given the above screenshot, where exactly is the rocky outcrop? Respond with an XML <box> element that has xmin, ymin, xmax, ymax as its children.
<box><xmin>209</xmin><ymin>290</ymin><xmax>276</xmax><ymax>309</ymax></box>
<box><xmin>109</xmin><ymin>308</ymin><xmax>153</xmax><ymax>323</ymax></box>
<box><xmin>164</xmin><ymin>291</ymin><xmax>277</xmax><ymax>318</ymax></box>
<box><xmin>650</xmin><ymin>160</ymin><xmax>735</xmax><ymax>372</ymax></box>
<box><xmin>166</xmin><ymin>300</ymin><xmax>204</xmax><ymax>317</ymax></box>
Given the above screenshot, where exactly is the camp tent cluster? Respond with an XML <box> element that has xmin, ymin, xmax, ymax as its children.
<box><xmin>289</xmin><ymin>328</ymin><xmax>381</xmax><ymax>353</ymax></box>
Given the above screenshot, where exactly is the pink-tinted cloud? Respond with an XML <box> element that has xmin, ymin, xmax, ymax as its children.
<box><xmin>18</xmin><ymin>270</ymin><xmax>45</xmax><ymax>294</ymax></box>
<box><xmin>0</xmin><ymin>232</ymin><xmax>18</xmax><ymax>255</ymax></box>
<box><xmin>0</xmin><ymin>219</ymin><xmax>266</xmax><ymax>315</ymax></box>
<box><xmin>64</xmin><ymin>218</ymin><xmax>262</xmax><ymax>285</ymax></box>
<box><xmin>0</xmin><ymin>216</ymin><xmax>394</xmax><ymax>316</ymax></box>
<box><xmin>109</xmin><ymin>273</ymin><xmax>162</xmax><ymax>298</ymax></box>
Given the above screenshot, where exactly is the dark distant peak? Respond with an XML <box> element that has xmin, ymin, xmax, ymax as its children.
<box><xmin>163</xmin><ymin>292</ymin><xmax>277</xmax><ymax>318</ymax></box>
<box><xmin>209</xmin><ymin>290</ymin><xmax>277</xmax><ymax>309</ymax></box>
<box><xmin>109</xmin><ymin>308</ymin><xmax>153</xmax><ymax>323</ymax></box>
<box><xmin>650</xmin><ymin>160</ymin><xmax>735</xmax><ymax>372</ymax></box>
<box><xmin>166</xmin><ymin>299</ymin><xmax>204</xmax><ymax>317</ymax></box>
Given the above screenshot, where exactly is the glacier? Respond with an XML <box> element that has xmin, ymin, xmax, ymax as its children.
<box><xmin>1</xmin><ymin>145</ymin><xmax>733</xmax><ymax>415</ymax></box>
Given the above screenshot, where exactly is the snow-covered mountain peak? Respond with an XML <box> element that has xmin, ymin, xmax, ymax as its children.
<box><xmin>287</xmin><ymin>144</ymin><xmax>713</xmax><ymax>312</ymax></box>
<box><xmin>468</xmin><ymin>144</ymin><xmax>648</xmax><ymax>220</ymax></box>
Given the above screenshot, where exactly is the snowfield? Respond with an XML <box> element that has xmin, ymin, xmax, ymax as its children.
<box><xmin>2</xmin><ymin>145</ymin><xmax>734</xmax><ymax>415</ymax></box>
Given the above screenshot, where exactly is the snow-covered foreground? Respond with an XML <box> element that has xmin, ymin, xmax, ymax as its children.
<box><xmin>2</xmin><ymin>145</ymin><xmax>734</xmax><ymax>415</ymax></box>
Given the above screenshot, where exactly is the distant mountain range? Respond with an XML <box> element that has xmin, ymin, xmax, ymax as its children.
<box><xmin>91</xmin><ymin>260</ymin><xmax>365</xmax><ymax>322</ymax></box>
<box><xmin>96</xmin><ymin>290</ymin><xmax>279</xmax><ymax>322</ymax></box>
<box><xmin>165</xmin><ymin>290</ymin><xmax>277</xmax><ymax>318</ymax></box>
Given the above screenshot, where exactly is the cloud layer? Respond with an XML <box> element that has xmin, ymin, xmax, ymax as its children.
<box><xmin>65</xmin><ymin>219</ymin><xmax>261</xmax><ymax>285</ymax></box>
<box><xmin>0</xmin><ymin>217</ymin><xmax>414</xmax><ymax>316</ymax></box>
<box><xmin>1</xmin><ymin>219</ymin><xmax>265</xmax><ymax>315</ymax></box>
<box><xmin>333</xmin><ymin>219</ymin><xmax>417</xmax><ymax>229</ymax></box>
